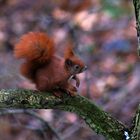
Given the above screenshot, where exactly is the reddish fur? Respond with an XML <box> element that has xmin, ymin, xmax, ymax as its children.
<box><xmin>14</xmin><ymin>32</ymin><xmax>54</xmax><ymax>63</ymax></box>
<box><xmin>59</xmin><ymin>0</ymin><xmax>92</xmax><ymax>12</ymax></box>
<box><xmin>14</xmin><ymin>32</ymin><xmax>86</xmax><ymax>96</ymax></box>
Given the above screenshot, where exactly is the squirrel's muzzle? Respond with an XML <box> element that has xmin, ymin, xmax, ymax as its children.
<box><xmin>81</xmin><ymin>66</ymin><xmax>87</xmax><ymax>72</ymax></box>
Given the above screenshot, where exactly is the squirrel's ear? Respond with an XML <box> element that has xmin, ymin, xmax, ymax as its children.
<box><xmin>65</xmin><ymin>59</ymin><xmax>73</xmax><ymax>67</ymax></box>
<box><xmin>64</xmin><ymin>46</ymin><xmax>75</xmax><ymax>58</ymax></box>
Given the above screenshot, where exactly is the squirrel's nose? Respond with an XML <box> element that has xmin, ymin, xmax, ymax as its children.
<box><xmin>83</xmin><ymin>66</ymin><xmax>87</xmax><ymax>71</ymax></box>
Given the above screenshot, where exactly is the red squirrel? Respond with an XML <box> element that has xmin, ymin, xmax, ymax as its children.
<box><xmin>14</xmin><ymin>32</ymin><xmax>87</xmax><ymax>96</ymax></box>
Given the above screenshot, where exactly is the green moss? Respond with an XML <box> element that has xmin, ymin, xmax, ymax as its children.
<box><xmin>0</xmin><ymin>89</ymin><xmax>126</xmax><ymax>139</ymax></box>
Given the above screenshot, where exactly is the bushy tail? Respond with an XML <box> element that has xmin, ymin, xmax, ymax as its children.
<box><xmin>14</xmin><ymin>32</ymin><xmax>55</xmax><ymax>63</ymax></box>
<box><xmin>14</xmin><ymin>32</ymin><xmax>55</xmax><ymax>81</ymax></box>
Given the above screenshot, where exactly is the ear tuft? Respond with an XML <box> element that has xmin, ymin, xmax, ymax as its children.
<box><xmin>64</xmin><ymin>46</ymin><xmax>75</xmax><ymax>58</ymax></box>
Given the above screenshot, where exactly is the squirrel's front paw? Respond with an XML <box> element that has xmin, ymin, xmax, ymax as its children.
<box><xmin>66</xmin><ymin>86</ymin><xmax>77</xmax><ymax>96</ymax></box>
<box><xmin>71</xmin><ymin>75</ymin><xmax>80</xmax><ymax>88</ymax></box>
<box><xmin>76</xmin><ymin>78</ymin><xmax>80</xmax><ymax>87</ymax></box>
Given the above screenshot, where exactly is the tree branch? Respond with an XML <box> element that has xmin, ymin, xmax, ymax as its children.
<box><xmin>0</xmin><ymin>89</ymin><xmax>127</xmax><ymax>139</ymax></box>
<box><xmin>133</xmin><ymin>0</ymin><xmax>140</xmax><ymax>56</ymax></box>
<box><xmin>129</xmin><ymin>1</ymin><xmax>140</xmax><ymax>139</ymax></box>
<box><xmin>130</xmin><ymin>104</ymin><xmax>140</xmax><ymax>139</ymax></box>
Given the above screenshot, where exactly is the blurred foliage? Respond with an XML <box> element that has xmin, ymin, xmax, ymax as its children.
<box><xmin>101</xmin><ymin>0</ymin><xmax>133</xmax><ymax>18</ymax></box>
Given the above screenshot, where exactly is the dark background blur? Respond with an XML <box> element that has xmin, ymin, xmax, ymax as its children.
<box><xmin>0</xmin><ymin>0</ymin><xmax>138</xmax><ymax>140</ymax></box>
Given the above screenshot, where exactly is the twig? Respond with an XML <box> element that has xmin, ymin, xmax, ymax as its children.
<box><xmin>25</xmin><ymin>110</ymin><xmax>63</xmax><ymax>140</ymax></box>
<box><xmin>0</xmin><ymin>109</ymin><xmax>63</xmax><ymax>140</ymax></box>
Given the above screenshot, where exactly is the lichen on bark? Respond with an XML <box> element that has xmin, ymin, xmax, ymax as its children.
<box><xmin>0</xmin><ymin>89</ymin><xmax>126</xmax><ymax>140</ymax></box>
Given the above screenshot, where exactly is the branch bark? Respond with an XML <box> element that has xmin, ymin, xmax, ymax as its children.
<box><xmin>131</xmin><ymin>104</ymin><xmax>140</xmax><ymax>140</ymax></box>
<box><xmin>0</xmin><ymin>89</ymin><xmax>126</xmax><ymax>140</ymax></box>
<box><xmin>133</xmin><ymin>0</ymin><xmax>140</xmax><ymax>56</ymax></box>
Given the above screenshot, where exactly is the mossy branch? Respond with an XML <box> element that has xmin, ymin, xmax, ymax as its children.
<box><xmin>129</xmin><ymin>1</ymin><xmax>140</xmax><ymax>139</ymax></box>
<box><xmin>0</xmin><ymin>89</ymin><xmax>126</xmax><ymax>140</ymax></box>
<box><xmin>130</xmin><ymin>104</ymin><xmax>140</xmax><ymax>140</ymax></box>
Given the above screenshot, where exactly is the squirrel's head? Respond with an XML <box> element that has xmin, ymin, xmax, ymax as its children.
<box><xmin>64</xmin><ymin>47</ymin><xmax>87</xmax><ymax>75</ymax></box>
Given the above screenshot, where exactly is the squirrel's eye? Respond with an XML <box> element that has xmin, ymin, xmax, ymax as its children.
<box><xmin>75</xmin><ymin>65</ymin><xmax>80</xmax><ymax>69</ymax></box>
